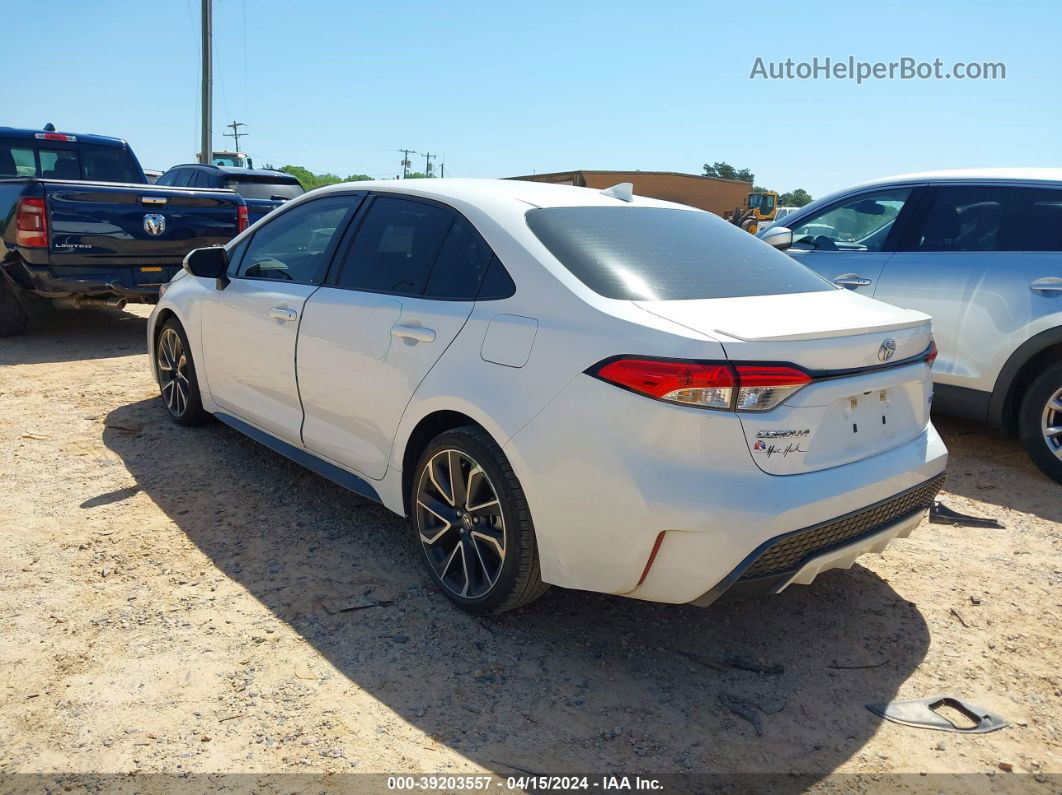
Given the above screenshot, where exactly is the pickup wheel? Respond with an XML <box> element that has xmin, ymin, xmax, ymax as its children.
<box><xmin>155</xmin><ymin>319</ymin><xmax>208</xmax><ymax>426</ymax></box>
<box><xmin>1019</xmin><ymin>360</ymin><xmax>1062</xmax><ymax>484</ymax></box>
<box><xmin>0</xmin><ymin>272</ymin><xmax>29</xmax><ymax>337</ymax></box>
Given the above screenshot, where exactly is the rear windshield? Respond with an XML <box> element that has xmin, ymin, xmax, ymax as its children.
<box><xmin>526</xmin><ymin>206</ymin><xmax>832</xmax><ymax>301</ymax></box>
<box><xmin>0</xmin><ymin>142</ymin><xmax>143</xmax><ymax>183</ymax></box>
<box><xmin>226</xmin><ymin>177</ymin><xmax>304</xmax><ymax>201</ymax></box>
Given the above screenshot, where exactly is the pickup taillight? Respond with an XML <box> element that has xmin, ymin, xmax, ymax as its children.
<box><xmin>16</xmin><ymin>198</ymin><xmax>48</xmax><ymax>248</ymax></box>
<box><xmin>237</xmin><ymin>204</ymin><xmax>249</xmax><ymax>233</ymax></box>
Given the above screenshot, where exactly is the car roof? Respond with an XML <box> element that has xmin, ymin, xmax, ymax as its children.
<box><xmin>310</xmin><ymin>177</ymin><xmax>697</xmax><ymax>210</ymax></box>
<box><xmin>166</xmin><ymin>164</ymin><xmax>294</xmax><ymax>179</ymax></box>
<box><xmin>845</xmin><ymin>167</ymin><xmax>1062</xmax><ymax>191</ymax></box>
<box><xmin>0</xmin><ymin>126</ymin><xmax>128</xmax><ymax>148</ymax></box>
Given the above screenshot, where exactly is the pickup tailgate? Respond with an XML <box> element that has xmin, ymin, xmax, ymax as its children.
<box><xmin>45</xmin><ymin>181</ymin><xmax>242</xmax><ymax>266</ymax></box>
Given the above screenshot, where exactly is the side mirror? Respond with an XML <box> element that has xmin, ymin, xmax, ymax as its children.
<box><xmin>183</xmin><ymin>246</ymin><xmax>229</xmax><ymax>288</ymax></box>
<box><xmin>760</xmin><ymin>225</ymin><xmax>793</xmax><ymax>250</ymax></box>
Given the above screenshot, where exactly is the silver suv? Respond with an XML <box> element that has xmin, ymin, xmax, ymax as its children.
<box><xmin>760</xmin><ymin>169</ymin><xmax>1062</xmax><ymax>483</ymax></box>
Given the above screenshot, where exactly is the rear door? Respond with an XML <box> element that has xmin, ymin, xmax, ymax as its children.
<box><xmin>200</xmin><ymin>194</ymin><xmax>360</xmax><ymax>442</ymax></box>
<box><xmin>873</xmin><ymin>184</ymin><xmax>1062</xmax><ymax>394</ymax></box>
<box><xmin>297</xmin><ymin>194</ymin><xmax>493</xmax><ymax>478</ymax></box>
<box><xmin>783</xmin><ymin>187</ymin><xmax>914</xmax><ymax>295</ymax></box>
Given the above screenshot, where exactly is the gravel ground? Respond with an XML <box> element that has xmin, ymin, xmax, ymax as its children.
<box><xmin>1</xmin><ymin>305</ymin><xmax>1060</xmax><ymax>789</ymax></box>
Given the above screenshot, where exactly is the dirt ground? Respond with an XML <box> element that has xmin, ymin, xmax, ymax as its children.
<box><xmin>1</xmin><ymin>305</ymin><xmax>1060</xmax><ymax>789</ymax></box>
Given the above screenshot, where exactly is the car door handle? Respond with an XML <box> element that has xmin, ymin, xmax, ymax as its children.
<box><xmin>269</xmin><ymin>307</ymin><xmax>298</xmax><ymax>322</ymax></box>
<box><xmin>1029</xmin><ymin>277</ymin><xmax>1062</xmax><ymax>294</ymax></box>
<box><xmin>391</xmin><ymin>324</ymin><xmax>436</xmax><ymax>344</ymax></box>
<box><xmin>834</xmin><ymin>274</ymin><xmax>872</xmax><ymax>288</ymax></box>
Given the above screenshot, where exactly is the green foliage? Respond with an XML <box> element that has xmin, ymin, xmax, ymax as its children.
<box><xmin>702</xmin><ymin>161</ymin><xmax>754</xmax><ymax>184</ymax></box>
<box><xmin>779</xmin><ymin>188</ymin><xmax>813</xmax><ymax>207</ymax></box>
<box><xmin>276</xmin><ymin>165</ymin><xmax>373</xmax><ymax>191</ymax></box>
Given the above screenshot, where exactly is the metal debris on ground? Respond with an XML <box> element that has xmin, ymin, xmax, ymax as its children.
<box><xmin>320</xmin><ymin>594</ymin><xmax>375</xmax><ymax>614</ymax></box>
<box><xmin>929</xmin><ymin>501</ymin><xmax>1005</xmax><ymax>529</ymax></box>
<box><xmin>866</xmin><ymin>695</ymin><xmax>1008</xmax><ymax>734</ymax></box>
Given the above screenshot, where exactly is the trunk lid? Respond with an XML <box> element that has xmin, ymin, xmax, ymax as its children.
<box><xmin>636</xmin><ymin>290</ymin><xmax>935</xmax><ymax>475</ymax></box>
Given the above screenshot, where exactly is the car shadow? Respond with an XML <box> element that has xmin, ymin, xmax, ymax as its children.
<box><xmin>104</xmin><ymin>397</ymin><xmax>931</xmax><ymax>780</ymax></box>
<box><xmin>933</xmin><ymin>414</ymin><xmax>1062</xmax><ymax>524</ymax></box>
<box><xmin>0</xmin><ymin>306</ymin><xmax>148</xmax><ymax>366</ymax></box>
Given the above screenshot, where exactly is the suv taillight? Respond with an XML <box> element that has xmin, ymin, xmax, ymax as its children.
<box><xmin>16</xmin><ymin>198</ymin><xmax>48</xmax><ymax>247</ymax></box>
<box><xmin>237</xmin><ymin>204</ymin><xmax>249</xmax><ymax>233</ymax></box>
<box><xmin>591</xmin><ymin>357</ymin><xmax>812</xmax><ymax>412</ymax></box>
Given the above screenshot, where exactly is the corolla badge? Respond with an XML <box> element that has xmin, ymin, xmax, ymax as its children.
<box><xmin>143</xmin><ymin>214</ymin><xmax>166</xmax><ymax>237</ymax></box>
<box><xmin>878</xmin><ymin>338</ymin><xmax>897</xmax><ymax>362</ymax></box>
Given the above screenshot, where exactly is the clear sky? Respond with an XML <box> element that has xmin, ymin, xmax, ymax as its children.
<box><xmin>9</xmin><ymin>0</ymin><xmax>1060</xmax><ymax>198</ymax></box>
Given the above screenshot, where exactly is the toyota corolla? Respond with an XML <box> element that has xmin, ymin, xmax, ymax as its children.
<box><xmin>149</xmin><ymin>178</ymin><xmax>947</xmax><ymax>614</ymax></box>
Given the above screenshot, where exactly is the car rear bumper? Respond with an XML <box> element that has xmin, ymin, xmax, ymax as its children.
<box><xmin>7</xmin><ymin>261</ymin><xmax>180</xmax><ymax>301</ymax></box>
<box><xmin>505</xmin><ymin>374</ymin><xmax>948</xmax><ymax>603</ymax></box>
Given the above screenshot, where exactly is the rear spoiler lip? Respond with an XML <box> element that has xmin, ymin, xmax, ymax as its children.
<box><xmin>712</xmin><ymin>316</ymin><xmax>930</xmax><ymax>342</ymax></box>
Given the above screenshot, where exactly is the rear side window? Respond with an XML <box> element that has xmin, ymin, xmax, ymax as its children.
<box><xmin>0</xmin><ymin>145</ymin><xmax>35</xmax><ymax>177</ymax></box>
<box><xmin>335</xmin><ymin>196</ymin><xmax>454</xmax><ymax>295</ymax></box>
<box><xmin>227</xmin><ymin>178</ymin><xmax>304</xmax><ymax>201</ymax></box>
<box><xmin>423</xmin><ymin>218</ymin><xmax>493</xmax><ymax>299</ymax></box>
<box><xmin>908</xmin><ymin>186</ymin><xmax>1062</xmax><ymax>252</ymax></box>
<box><xmin>526</xmin><ymin>206</ymin><xmax>831</xmax><ymax>301</ymax></box>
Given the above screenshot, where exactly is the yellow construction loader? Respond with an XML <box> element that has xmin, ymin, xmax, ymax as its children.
<box><xmin>728</xmin><ymin>190</ymin><xmax>779</xmax><ymax>234</ymax></box>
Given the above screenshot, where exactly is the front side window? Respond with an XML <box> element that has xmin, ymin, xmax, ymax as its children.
<box><xmin>335</xmin><ymin>196</ymin><xmax>455</xmax><ymax>295</ymax></box>
<box><xmin>790</xmin><ymin>188</ymin><xmax>910</xmax><ymax>252</ymax></box>
<box><xmin>526</xmin><ymin>206</ymin><xmax>830</xmax><ymax>301</ymax></box>
<box><xmin>908</xmin><ymin>186</ymin><xmax>1062</xmax><ymax>252</ymax></box>
<box><xmin>237</xmin><ymin>196</ymin><xmax>355</xmax><ymax>283</ymax></box>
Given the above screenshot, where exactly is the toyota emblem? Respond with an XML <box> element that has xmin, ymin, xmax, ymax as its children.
<box><xmin>878</xmin><ymin>338</ymin><xmax>897</xmax><ymax>362</ymax></box>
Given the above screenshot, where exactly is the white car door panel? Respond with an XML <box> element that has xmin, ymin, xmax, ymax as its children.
<box><xmin>202</xmin><ymin>280</ymin><xmax>316</xmax><ymax>442</ymax></box>
<box><xmin>298</xmin><ymin>291</ymin><xmax>473</xmax><ymax>478</ymax></box>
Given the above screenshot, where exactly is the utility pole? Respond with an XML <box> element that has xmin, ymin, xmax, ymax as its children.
<box><xmin>439</xmin><ymin>161</ymin><xmax>445</xmax><ymax>178</ymax></box>
<box><xmin>423</xmin><ymin>151</ymin><xmax>436</xmax><ymax>178</ymax></box>
<box><xmin>224</xmin><ymin>121</ymin><xmax>248</xmax><ymax>152</ymax></box>
<box><xmin>398</xmin><ymin>148</ymin><xmax>415</xmax><ymax>178</ymax></box>
<box><xmin>199</xmin><ymin>0</ymin><xmax>212</xmax><ymax>164</ymax></box>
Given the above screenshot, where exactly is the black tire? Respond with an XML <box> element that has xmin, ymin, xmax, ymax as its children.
<box><xmin>155</xmin><ymin>318</ymin><xmax>209</xmax><ymax>426</ymax></box>
<box><xmin>1019</xmin><ymin>360</ymin><xmax>1062</xmax><ymax>484</ymax></box>
<box><xmin>0</xmin><ymin>272</ymin><xmax>29</xmax><ymax>337</ymax></box>
<box><xmin>412</xmin><ymin>426</ymin><xmax>549</xmax><ymax>615</ymax></box>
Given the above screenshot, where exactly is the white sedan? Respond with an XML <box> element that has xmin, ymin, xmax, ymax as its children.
<box><xmin>149</xmin><ymin>179</ymin><xmax>947</xmax><ymax>614</ymax></box>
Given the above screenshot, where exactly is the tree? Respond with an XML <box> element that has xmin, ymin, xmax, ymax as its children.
<box><xmin>778</xmin><ymin>188</ymin><xmax>813</xmax><ymax>207</ymax></box>
<box><xmin>702</xmin><ymin>161</ymin><xmax>754</xmax><ymax>184</ymax></box>
<box><xmin>277</xmin><ymin>165</ymin><xmax>373</xmax><ymax>191</ymax></box>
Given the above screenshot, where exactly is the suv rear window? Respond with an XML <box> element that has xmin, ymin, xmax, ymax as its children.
<box><xmin>526</xmin><ymin>207</ymin><xmax>831</xmax><ymax>301</ymax></box>
<box><xmin>226</xmin><ymin>177</ymin><xmax>304</xmax><ymax>201</ymax></box>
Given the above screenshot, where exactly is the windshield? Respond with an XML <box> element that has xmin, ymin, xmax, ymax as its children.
<box><xmin>526</xmin><ymin>207</ymin><xmax>832</xmax><ymax>301</ymax></box>
<box><xmin>226</xmin><ymin>178</ymin><xmax>304</xmax><ymax>201</ymax></box>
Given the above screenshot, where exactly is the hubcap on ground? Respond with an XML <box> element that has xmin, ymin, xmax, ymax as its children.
<box><xmin>416</xmin><ymin>449</ymin><xmax>506</xmax><ymax>599</ymax></box>
<box><xmin>1043</xmin><ymin>386</ymin><xmax>1062</xmax><ymax>461</ymax></box>
<box><xmin>157</xmin><ymin>328</ymin><xmax>190</xmax><ymax>418</ymax></box>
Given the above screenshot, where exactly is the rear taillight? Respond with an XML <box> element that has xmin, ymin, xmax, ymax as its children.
<box><xmin>16</xmin><ymin>198</ymin><xmax>48</xmax><ymax>247</ymax></box>
<box><xmin>733</xmin><ymin>365</ymin><xmax>812</xmax><ymax>411</ymax></box>
<box><xmin>237</xmin><ymin>204</ymin><xmax>249</xmax><ymax>233</ymax></box>
<box><xmin>591</xmin><ymin>357</ymin><xmax>811</xmax><ymax>412</ymax></box>
<box><xmin>925</xmin><ymin>340</ymin><xmax>938</xmax><ymax>366</ymax></box>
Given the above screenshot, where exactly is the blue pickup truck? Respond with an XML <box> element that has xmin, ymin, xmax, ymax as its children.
<box><xmin>0</xmin><ymin>125</ymin><xmax>248</xmax><ymax>336</ymax></box>
<box><xmin>155</xmin><ymin>164</ymin><xmax>304</xmax><ymax>226</ymax></box>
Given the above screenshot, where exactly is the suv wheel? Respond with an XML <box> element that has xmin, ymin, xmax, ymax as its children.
<box><xmin>412</xmin><ymin>426</ymin><xmax>549</xmax><ymax>614</ymax></box>
<box><xmin>1019</xmin><ymin>360</ymin><xmax>1062</xmax><ymax>484</ymax></box>
<box><xmin>156</xmin><ymin>319</ymin><xmax>208</xmax><ymax>426</ymax></box>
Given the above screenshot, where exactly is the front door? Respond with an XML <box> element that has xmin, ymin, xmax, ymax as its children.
<box><xmin>201</xmin><ymin>195</ymin><xmax>359</xmax><ymax>442</ymax></box>
<box><xmin>298</xmin><ymin>195</ymin><xmax>495</xmax><ymax>478</ymax></box>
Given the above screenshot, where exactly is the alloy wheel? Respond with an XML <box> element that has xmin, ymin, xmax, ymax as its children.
<box><xmin>157</xmin><ymin>327</ymin><xmax>190</xmax><ymax>418</ymax></box>
<box><xmin>416</xmin><ymin>449</ymin><xmax>506</xmax><ymax>599</ymax></box>
<box><xmin>1042</xmin><ymin>386</ymin><xmax>1062</xmax><ymax>462</ymax></box>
